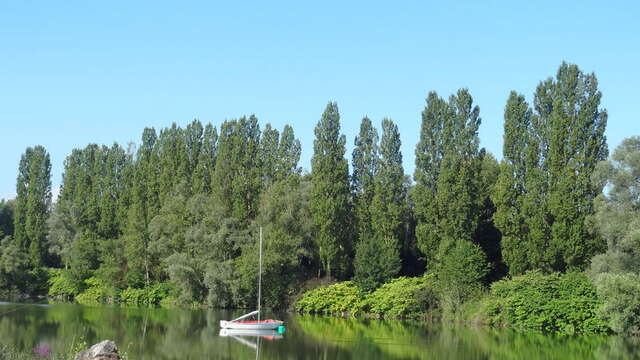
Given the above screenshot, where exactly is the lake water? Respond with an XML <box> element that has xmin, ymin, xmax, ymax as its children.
<box><xmin>0</xmin><ymin>302</ymin><xmax>638</xmax><ymax>359</ymax></box>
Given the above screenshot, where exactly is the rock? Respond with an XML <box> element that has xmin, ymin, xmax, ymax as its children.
<box><xmin>74</xmin><ymin>340</ymin><xmax>121</xmax><ymax>360</ymax></box>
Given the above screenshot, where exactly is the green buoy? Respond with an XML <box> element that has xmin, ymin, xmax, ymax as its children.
<box><xmin>277</xmin><ymin>325</ymin><xmax>286</xmax><ymax>334</ymax></box>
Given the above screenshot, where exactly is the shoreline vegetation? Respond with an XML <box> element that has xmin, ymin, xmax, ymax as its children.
<box><xmin>0</xmin><ymin>61</ymin><xmax>639</xmax><ymax>347</ymax></box>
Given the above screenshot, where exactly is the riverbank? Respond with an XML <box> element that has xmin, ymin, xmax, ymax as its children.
<box><xmin>295</xmin><ymin>271</ymin><xmax>613</xmax><ymax>335</ymax></box>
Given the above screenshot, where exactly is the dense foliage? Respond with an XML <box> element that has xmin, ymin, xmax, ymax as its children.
<box><xmin>589</xmin><ymin>137</ymin><xmax>640</xmax><ymax>335</ymax></box>
<box><xmin>295</xmin><ymin>282</ymin><xmax>365</xmax><ymax>315</ymax></box>
<box><xmin>311</xmin><ymin>103</ymin><xmax>353</xmax><ymax>279</ymax></box>
<box><xmin>295</xmin><ymin>276</ymin><xmax>437</xmax><ymax>318</ymax></box>
<box><xmin>365</xmin><ymin>276</ymin><xmax>437</xmax><ymax>317</ymax></box>
<box><xmin>493</xmin><ymin>63</ymin><xmax>609</xmax><ymax>275</ymax></box>
<box><xmin>482</xmin><ymin>271</ymin><xmax>609</xmax><ymax>333</ymax></box>
<box><xmin>2</xmin><ymin>62</ymin><xmax>638</xmax><ymax>335</ymax></box>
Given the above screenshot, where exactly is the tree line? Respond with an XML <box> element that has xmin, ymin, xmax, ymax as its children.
<box><xmin>0</xmin><ymin>62</ymin><xmax>619</xmax><ymax>310</ymax></box>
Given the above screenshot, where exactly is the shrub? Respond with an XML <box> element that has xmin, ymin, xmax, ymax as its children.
<box><xmin>120</xmin><ymin>283</ymin><xmax>172</xmax><ymax>306</ymax></box>
<box><xmin>364</xmin><ymin>276</ymin><xmax>437</xmax><ymax>318</ymax></box>
<box><xmin>47</xmin><ymin>268</ymin><xmax>80</xmax><ymax>299</ymax></box>
<box><xmin>295</xmin><ymin>281</ymin><xmax>365</xmax><ymax>315</ymax></box>
<box><xmin>593</xmin><ymin>273</ymin><xmax>640</xmax><ymax>335</ymax></box>
<box><xmin>75</xmin><ymin>277</ymin><xmax>113</xmax><ymax>305</ymax></box>
<box><xmin>488</xmin><ymin>271</ymin><xmax>609</xmax><ymax>333</ymax></box>
<box><xmin>436</xmin><ymin>241</ymin><xmax>489</xmax><ymax>314</ymax></box>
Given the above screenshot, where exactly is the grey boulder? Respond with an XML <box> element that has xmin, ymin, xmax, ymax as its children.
<box><xmin>74</xmin><ymin>340</ymin><xmax>121</xmax><ymax>360</ymax></box>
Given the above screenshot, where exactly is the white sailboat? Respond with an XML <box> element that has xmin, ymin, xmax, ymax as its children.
<box><xmin>219</xmin><ymin>227</ymin><xmax>285</xmax><ymax>331</ymax></box>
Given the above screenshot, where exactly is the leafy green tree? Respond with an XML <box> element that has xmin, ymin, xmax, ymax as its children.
<box><xmin>46</xmin><ymin>203</ymin><xmax>81</xmax><ymax>269</ymax></box>
<box><xmin>414</xmin><ymin>90</ymin><xmax>484</xmax><ymax>267</ymax></box>
<box><xmin>260</xmin><ymin>123</ymin><xmax>280</xmax><ymax>186</ymax></box>
<box><xmin>355</xmin><ymin>119</ymin><xmax>404</xmax><ymax>291</ymax></box>
<box><xmin>14</xmin><ymin>146</ymin><xmax>52</xmax><ymax>268</ymax></box>
<box><xmin>351</xmin><ymin>117</ymin><xmax>378</xmax><ymax>245</ymax></box>
<box><xmin>68</xmin><ymin>230</ymin><xmax>99</xmax><ymax>289</ymax></box>
<box><xmin>589</xmin><ymin>137</ymin><xmax>640</xmax><ymax>334</ymax></box>
<box><xmin>476</xmin><ymin>152</ymin><xmax>505</xmax><ymax>281</ymax></box>
<box><xmin>413</xmin><ymin>92</ymin><xmax>450</xmax><ymax>265</ymax></box>
<box><xmin>0</xmin><ymin>200</ymin><xmax>14</xmax><ymax>238</ymax></box>
<box><xmin>236</xmin><ymin>178</ymin><xmax>315</xmax><ymax>308</ymax></box>
<box><xmin>544</xmin><ymin>63</ymin><xmax>608</xmax><ymax>270</ymax></box>
<box><xmin>495</xmin><ymin>63</ymin><xmax>609</xmax><ymax>274</ymax></box>
<box><xmin>311</xmin><ymin>102</ymin><xmax>353</xmax><ymax>278</ymax></box>
<box><xmin>192</xmin><ymin>124</ymin><xmax>218</xmax><ymax>194</ymax></box>
<box><xmin>276</xmin><ymin>125</ymin><xmax>301</xmax><ymax>180</ymax></box>
<box><xmin>184</xmin><ymin>119</ymin><xmax>204</xmax><ymax>186</ymax></box>
<box><xmin>0</xmin><ymin>236</ymin><xmax>29</xmax><ymax>291</ymax></box>
<box><xmin>212</xmin><ymin>116</ymin><xmax>262</xmax><ymax>222</ymax></box>
<box><xmin>437</xmin><ymin>240</ymin><xmax>489</xmax><ymax>313</ymax></box>
<box><xmin>492</xmin><ymin>92</ymin><xmax>533</xmax><ymax>275</ymax></box>
<box><xmin>157</xmin><ymin>123</ymin><xmax>189</xmax><ymax>202</ymax></box>
<box><xmin>124</xmin><ymin>128</ymin><xmax>159</xmax><ymax>287</ymax></box>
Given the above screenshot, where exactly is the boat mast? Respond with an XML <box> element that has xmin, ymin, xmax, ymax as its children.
<box><xmin>258</xmin><ymin>226</ymin><xmax>262</xmax><ymax>321</ymax></box>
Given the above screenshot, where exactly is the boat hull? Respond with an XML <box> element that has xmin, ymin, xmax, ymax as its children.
<box><xmin>219</xmin><ymin>320</ymin><xmax>283</xmax><ymax>330</ymax></box>
<box><xmin>219</xmin><ymin>328</ymin><xmax>284</xmax><ymax>338</ymax></box>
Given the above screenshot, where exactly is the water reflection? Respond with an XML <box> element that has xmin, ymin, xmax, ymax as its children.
<box><xmin>0</xmin><ymin>302</ymin><xmax>638</xmax><ymax>359</ymax></box>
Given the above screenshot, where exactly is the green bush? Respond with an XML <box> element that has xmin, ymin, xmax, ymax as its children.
<box><xmin>295</xmin><ymin>281</ymin><xmax>365</xmax><ymax>315</ymax></box>
<box><xmin>365</xmin><ymin>276</ymin><xmax>437</xmax><ymax>318</ymax></box>
<box><xmin>75</xmin><ymin>277</ymin><xmax>113</xmax><ymax>305</ymax></box>
<box><xmin>487</xmin><ymin>271</ymin><xmax>609</xmax><ymax>333</ymax></box>
<box><xmin>436</xmin><ymin>241</ymin><xmax>490</xmax><ymax>314</ymax></box>
<box><xmin>593</xmin><ymin>273</ymin><xmax>640</xmax><ymax>335</ymax></box>
<box><xmin>47</xmin><ymin>268</ymin><xmax>80</xmax><ymax>299</ymax></box>
<box><xmin>120</xmin><ymin>283</ymin><xmax>171</xmax><ymax>306</ymax></box>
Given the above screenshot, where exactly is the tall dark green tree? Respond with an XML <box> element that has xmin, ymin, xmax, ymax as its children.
<box><xmin>351</xmin><ymin>117</ymin><xmax>378</xmax><ymax>245</ymax></box>
<box><xmin>276</xmin><ymin>125</ymin><xmax>301</xmax><ymax>180</ymax></box>
<box><xmin>14</xmin><ymin>146</ymin><xmax>52</xmax><ymax>268</ymax></box>
<box><xmin>492</xmin><ymin>92</ymin><xmax>533</xmax><ymax>275</ymax></box>
<box><xmin>310</xmin><ymin>102</ymin><xmax>352</xmax><ymax>278</ymax></box>
<box><xmin>260</xmin><ymin>123</ymin><xmax>280</xmax><ymax>186</ymax></box>
<box><xmin>212</xmin><ymin>116</ymin><xmax>262</xmax><ymax>222</ymax></box>
<box><xmin>413</xmin><ymin>92</ymin><xmax>450</xmax><ymax>265</ymax></box>
<box><xmin>494</xmin><ymin>63</ymin><xmax>609</xmax><ymax>274</ymax></box>
<box><xmin>0</xmin><ymin>200</ymin><xmax>14</xmax><ymax>238</ymax></box>
<box><xmin>355</xmin><ymin>119</ymin><xmax>404</xmax><ymax>291</ymax></box>
<box><xmin>545</xmin><ymin>63</ymin><xmax>608</xmax><ymax>270</ymax></box>
<box><xmin>157</xmin><ymin>123</ymin><xmax>188</xmax><ymax>202</ymax></box>
<box><xmin>414</xmin><ymin>90</ymin><xmax>484</xmax><ymax>265</ymax></box>
<box><xmin>192</xmin><ymin>124</ymin><xmax>218</xmax><ymax>194</ymax></box>
<box><xmin>124</xmin><ymin>128</ymin><xmax>159</xmax><ymax>287</ymax></box>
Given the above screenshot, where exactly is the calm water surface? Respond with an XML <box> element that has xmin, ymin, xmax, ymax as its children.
<box><xmin>0</xmin><ymin>302</ymin><xmax>638</xmax><ymax>359</ymax></box>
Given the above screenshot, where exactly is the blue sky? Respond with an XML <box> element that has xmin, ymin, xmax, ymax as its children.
<box><xmin>1</xmin><ymin>1</ymin><xmax>639</xmax><ymax>200</ymax></box>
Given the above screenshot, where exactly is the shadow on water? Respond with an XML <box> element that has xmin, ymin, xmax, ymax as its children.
<box><xmin>0</xmin><ymin>302</ymin><xmax>639</xmax><ymax>359</ymax></box>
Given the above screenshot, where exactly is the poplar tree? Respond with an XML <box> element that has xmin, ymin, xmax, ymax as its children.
<box><xmin>193</xmin><ymin>124</ymin><xmax>218</xmax><ymax>194</ymax></box>
<box><xmin>494</xmin><ymin>63</ymin><xmax>609</xmax><ymax>274</ymax></box>
<box><xmin>260</xmin><ymin>124</ymin><xmax>280</xmax><ymax>186</ymax></box>
<box><xmin>184</xmin><ymin>120</ymin><xmax>204</xmax><ymax>184</ymax></box>
<box><xmin>355</xmin><ymin>119</ymin><xmax>404</xmax><ymax>291</ymax></box>
<box><xmin>212</xmin><ymin>116</ymin><xmax>262</xmax><ymax>222</ymax></box>
<box><xmin>413</xmin><ymin>90</ymin><xmax>488</xmax><ymax>302</ymax></box>
<box><xmin>545</xmin><ymin>63</ymin><xmax>608</xmax><ymax>269</ymax></box>
<box><xmin>276</xmin><ymin>125</ymin><xmax>301</xmax><ymax>181</ymax></box>
<box><xmin>14</xmin><ymin>146</ymin><xmax>52</xmax><ymax>268</ymax></box>
<box><xmin>124</xmin><ymin>128</ymin><xmax>158</xmax><ymax>286</ymax></box>
<box><xmin>310</xmin><ymin>102</ymin><xmax>352</xmax><ymax>278</ymax></box>
<box><xmin>492</xmin><ymin>92</ymin><xmax>533</xmax><ymax>275</ymax></box>
<box><xmin>157</xmin><ymin>123</ymin><xmax>188</xmax><ymax>202</ymax></box>
<box><xmin>413</xmin><ymin>92</ymin><xmax>450</xmax><ymax>264</ymax></box>
<box><xmin>236</xmin><ymin>115</ymin><xmax>262</xmax><ymax>221</ymax></box>
<box><xmin>351</xmin><ymin>117</ymin><xmax>378</xmax><ymax>245</ymax></box>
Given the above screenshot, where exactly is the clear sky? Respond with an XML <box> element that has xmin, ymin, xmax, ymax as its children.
<box><xmin>1</xmin><ymin>1</ymin><xmax>639</xmax><ymax>200</ymax></box>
